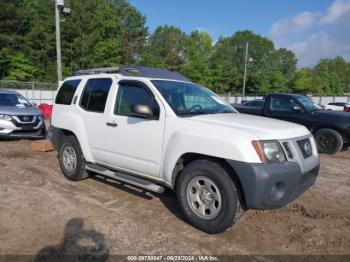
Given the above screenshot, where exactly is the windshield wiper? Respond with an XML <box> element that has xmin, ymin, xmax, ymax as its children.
<box><xmin>178</xmin><ymin>110</ymin><xmax>214</xmax><ymax>116</ymax></box>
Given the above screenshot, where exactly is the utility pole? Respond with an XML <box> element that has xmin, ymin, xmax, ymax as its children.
<box><xmin>55</xmin><ymin>0</ymin><xmax>62</xmax><ymax>82</ymax></box>
<box><xmin>242</xmin><ymin>42</ymin><xmax>249</xmax><ymax>99</ymax></box>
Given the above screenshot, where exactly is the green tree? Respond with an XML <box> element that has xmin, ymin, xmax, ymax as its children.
<box><xmin>210</xmin><ymin>36</ymin><xmax>240</xmax><ymax>93</ymax></box>
<box><xmin>182</xmin><ymin>31</ymin><xmax>213</xmax><ymax>88</ymax></box>
<box><xmin>3</xmin><ymin>51</ymin><xmax>39</xmax><ymax>81</ymax></box>
<box><xmin>112</xmin><ymin>0</ymin><xmax>148</xmax><ymax>64</ymax></box>
<box><xmin>142</xmin><ymin>25</ymin><xmax>187</xmax><ymax>72</ymax></box>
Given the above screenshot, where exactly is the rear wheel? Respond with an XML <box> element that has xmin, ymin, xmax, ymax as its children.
<box><xmin>59</xmin><ymin>135</ymin><xmax>89</xmax><ymax>181</ymax></box>
<box><xmin>176</xmin><ymin>159</ymin><xmax>242</xmax><ymax>234</ymax></box>
<box><xmin>315</xmin><ymin>128</ymin><xmax>343</xmax><ymax>155</ymax></box>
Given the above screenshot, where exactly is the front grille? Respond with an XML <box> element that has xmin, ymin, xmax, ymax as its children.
<box><xmin>11</xmin><ymin>117</ymin><xmax>40</xmax><ymax>128</ymax></box>
<box><xmin>283</xmin><ymin>142</ymin><xmax>293</xmax><ymax>159</ymax></box>
<box><xmin>17</xmin><ymin>115</ymin><xmax>34</xmax><ymax>122</ymax></box>
<box><xmin>297</xmin><ymin>138</ymin><xmax>312</xmax><ymax>159</ymax></box>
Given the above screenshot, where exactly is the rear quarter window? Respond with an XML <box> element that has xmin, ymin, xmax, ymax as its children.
<box><xmin>55</xmin><ymin>79</ymin><xmax>81</xmax><ymax>105</ymax></box>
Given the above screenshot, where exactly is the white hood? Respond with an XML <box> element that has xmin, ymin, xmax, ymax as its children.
<box><xmin>191</xmin><ymin>113</ymin><xmax>310</xmax><ymax>140</ymax></box>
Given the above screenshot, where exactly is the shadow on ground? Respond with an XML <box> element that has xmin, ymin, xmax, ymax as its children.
<box><xmin>90</xmin><ymin>174</ymin><xmax>186</xmax><ymax>223</ymax></box>
<box><xmin>35</xmin><ymin>218</ymin><xmax>109</xmax><ymax>262</ymax></box>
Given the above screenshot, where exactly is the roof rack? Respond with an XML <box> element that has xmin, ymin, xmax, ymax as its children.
<box><xmin>75</xmin><ymin>66</ymin><xmax>190</xmax><ymax>82</ymax></box>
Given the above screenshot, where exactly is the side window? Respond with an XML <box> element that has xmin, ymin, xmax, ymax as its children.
<box><xmin>270</xmin><ymin>97</ymin><xmax>297</xmax><ymax>112</ymax></box>
<box><xmin>55</xmin><ymin>79</ymin><xmax>81</xmax><ymax>105</ymax></box>
<box><xmin>246</xmin><ymin>101</ymin><xmax>262</xmax><ymax>107</ymax></box>
<box><xmin>80</xmin><ymin>78</ymin><xmax>112</xmax><ymax>113</ymax></box>
<box><xmin>114</xmin><ymin>81</ymin><xmax>158</xmax><ymax>119</ymax></box>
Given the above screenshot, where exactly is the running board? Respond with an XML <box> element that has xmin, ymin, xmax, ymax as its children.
<box><xmin>85</xmin><ymin>163</ymin><xmax>165</xmax><ymax>194</ymax></box>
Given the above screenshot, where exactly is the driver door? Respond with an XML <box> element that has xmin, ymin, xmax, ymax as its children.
<box><xmin>100</xmin><ymin>80</ymin><xmax>165</xmax><ymax>178</ymax></box>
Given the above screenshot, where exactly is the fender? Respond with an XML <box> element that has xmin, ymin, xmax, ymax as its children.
<box><xmin>53</xmin><ymin>110</ymin><xmax>94</xmax><ymax>162</ymax></box>
<box><xmin>161</xmin><ymin>128</ymin><xmax>261</xmax><ymax>187</ymax></box>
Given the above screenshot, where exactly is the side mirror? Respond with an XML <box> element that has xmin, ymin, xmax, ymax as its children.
<box><xmin>131</xmin><ymin>104</ymin><xmax>154</xmax><ymax>119</ymax></box>
<box><xmin>292</xmin><ymin>105</ymin><xmax>303</xmax><ymax>112</ymax></box>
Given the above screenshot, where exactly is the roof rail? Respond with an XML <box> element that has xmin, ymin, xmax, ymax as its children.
<box><xmin>75</xmin><ymin>66</ymin><xmax>190</xmax><ymax>82</ymax></box>
<box><xmin>75</xmin><ymin>67</ymin><xmax>120</xmax><ymax>75</ymax></box>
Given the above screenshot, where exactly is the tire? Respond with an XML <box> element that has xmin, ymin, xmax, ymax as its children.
<box><xmin>59</xmin><ymin>135</ymin><xmax>89</xmax><ymax>181</ymax></box>
<box><xmin>176</xmin><ymin>159</ymin><xmax>242</xmax><ymax>234</ymax></box>
<box><xmin>315</xmin><ymin>128</ymin><xmax>343</xmax><ymax>155</ymax></box>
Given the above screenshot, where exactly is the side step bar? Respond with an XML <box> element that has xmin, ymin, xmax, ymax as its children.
<box><xmin>85</xmin><ymin>163</ymin><xmax>165</xmax><ymax>194</ymax></box>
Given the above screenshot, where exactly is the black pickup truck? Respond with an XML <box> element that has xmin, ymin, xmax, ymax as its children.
<box><xmin>233</xmin><ymin>93</ymin><xmax>350</xmax><ymax>154</ymax></box>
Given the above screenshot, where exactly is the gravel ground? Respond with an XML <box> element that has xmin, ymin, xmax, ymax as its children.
<box><xmin>0</xmin><ymin>140</ymin><xmax>349</xmax><ymax>258</ymax></box>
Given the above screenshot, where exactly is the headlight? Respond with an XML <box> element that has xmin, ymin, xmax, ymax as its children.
<box><xmin>252</xmin><ymin>140</ymin><xmax>286</xmax><ymax>163</ymax></box>
<box><xmin>0</xmin><ymin>114</ymin><xmax>12</xmax><ymax>121</ymax></box>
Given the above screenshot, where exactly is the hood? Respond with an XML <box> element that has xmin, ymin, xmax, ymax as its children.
<box><xmin>191</xmin><ymin>113</ymin><xmax>309</xmax><ymax>140</ymax></box>
<box><xmin>0</xmin><ymin>106</ymin><xmax>42</xmax><ymax>116</ymax></box>
<box><xmin>312</xmin><ymin>110</ymin><xmax>350</xmax><ymax>121</ymax></box>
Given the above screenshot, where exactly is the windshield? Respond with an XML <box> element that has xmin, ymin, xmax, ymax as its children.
<box><xmin>296</xmin><ymin>96</ymin><xmax>322</xmax><ymax>111</ymax></box>
<box><xmin>0</xmin><ymin>93</ymin><xmax>32</xmax><ymax>108</ymax></box>
<box><xmin>151</xmin><ymin>80</ymin><xmax>236</xmax><ymax>116</ymax></box>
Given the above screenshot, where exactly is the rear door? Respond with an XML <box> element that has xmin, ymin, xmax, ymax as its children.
<box><xmin>99</xmin><ymin>79</ymin><xmax>165</xmax><ymax>177</ymax></box>
<box><xmin>77</xmin><ymin>77</ymin><xmax>114</xmax><ymax>161</ymax></box>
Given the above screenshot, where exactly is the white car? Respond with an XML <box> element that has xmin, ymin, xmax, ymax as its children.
<box><xmin>48</xmin><ymin>66</ymin><xmax>320</xmax><ymax>234</ymax></box>
<box><xmin>325</xmin><ymin>102</ymin><xmax>350</xmax><ymax>111</ymax></box>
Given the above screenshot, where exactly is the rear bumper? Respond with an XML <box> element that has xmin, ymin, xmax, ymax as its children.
<box><xmin>226</xmin><ymin>160</ymin><xmax>320</xmax><ymax>210</ymax></box>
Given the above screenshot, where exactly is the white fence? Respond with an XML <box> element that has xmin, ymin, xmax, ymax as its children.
<box><xmin>15</xmin><ymin>89</ymin><xmax>57</xmax><ymax>105</ymax></box>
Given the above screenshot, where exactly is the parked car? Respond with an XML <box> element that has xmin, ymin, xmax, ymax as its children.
<box><xmin>325</xmin><ymin>102</ymin><xmax>350</xmax><ymax>111</ymax></box>
<box><xmin>49</xmin><ymin>66</ymin><xmax>320</xmax><ymax>234</ymax></box>
<box><xmin>344</xmin><ymin>106</ymin><xmax>350</xmax><ymax>113</ymax></box>
<box><xmin>0</xmin><ymin>89</ymin><xmax>46</xmax><ymax>139</ymax></box>
<box><xmin>234</xmin><ymin>93</ymin><xmax>350</xmax><ymax>154</ymax></box>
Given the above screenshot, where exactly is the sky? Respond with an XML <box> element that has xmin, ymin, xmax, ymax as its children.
<box><xmin>129</xmin><ymin>0</ymin><xmax>350</xmax><ymax>67</ymax></box>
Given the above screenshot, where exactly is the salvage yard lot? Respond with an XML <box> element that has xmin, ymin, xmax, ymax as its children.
<box><xmin>0</xmin><ymin>140</ymin><xmax>349</xmax><ymax>256</ymax></box>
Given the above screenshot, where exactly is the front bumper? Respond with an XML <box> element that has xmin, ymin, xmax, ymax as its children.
<box><xmin>227</xmin><ymin>160</ymin><xmax>320</xmax><ymax>210</ymax></box>
<box><xmin>0</xmin><ymin>119</ymin><xmax>46</xmax><ymax>139</ymax></box>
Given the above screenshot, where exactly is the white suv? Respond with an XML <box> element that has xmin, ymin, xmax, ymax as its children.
<box><xmin>49</xmin><ymin>66</ymin><xmax>320</xmax><ymax>233</ymax></box>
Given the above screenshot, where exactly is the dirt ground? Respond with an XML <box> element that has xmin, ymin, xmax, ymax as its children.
<box><xmin>0</xmin><ymin>139</ymin><xmax>349</xmax><ymax>258</ymax></box>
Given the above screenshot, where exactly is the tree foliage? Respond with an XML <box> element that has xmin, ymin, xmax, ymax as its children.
<box><xmin>0</xmin><ymin>0</ymin><xmax>349</xmax><ymax>95</ymax></box>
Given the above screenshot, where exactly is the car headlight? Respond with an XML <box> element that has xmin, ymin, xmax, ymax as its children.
<box><xmin>0</xmin><ymin>114</ymin><xmax>12</xmax><ymax>121</ymax></box>
<box><xmin>252</xmin><ymin>140</ymin><xmax>286</xmax><ymax>163</ymax></box>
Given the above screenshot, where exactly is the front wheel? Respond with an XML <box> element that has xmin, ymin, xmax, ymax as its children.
<box><xmin>59</xmin><ymin>135</ymin><xmax>89</xmax><ymax>181</ymax></box>
<box><xmin>176</xmin><ymin>159</ymin><xmax>242</xmax><ymax>234</ymax></box>
<box><xmin>315</xmin><ymin>128</ymin><xmax>343</xmax><ymax>155</ymax></box>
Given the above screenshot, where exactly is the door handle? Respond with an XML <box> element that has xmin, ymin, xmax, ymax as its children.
<box><xmin>106</xmin><ymin>122</ymin><xmax>118</xmax><ymax>127</ymax></box>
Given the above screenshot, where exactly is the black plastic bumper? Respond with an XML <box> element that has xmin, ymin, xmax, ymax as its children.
<box><xmin>226</xmin><ymin>160</ymin><xmax>320</xmax><ymax>210</ymax></box>
<box><xmin>47</xmin><ymin>125</ymin><xmax>60</xmax><ymax>150</ymax></box>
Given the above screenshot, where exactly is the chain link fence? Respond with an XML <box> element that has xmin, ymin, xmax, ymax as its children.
<box><xmin>0</xmin><ymin>80</ymin><xmax>58</xmax><ymax>104</ymax></box>
<box><xmin>1</xmin><ymin>80</ymin><xmax>350</xmax><ymax>106</ymax></box>
<box><xmin>0</xmin><ymin>80</ymin><xmax>57</xmax><ymax>90</ymax></box>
